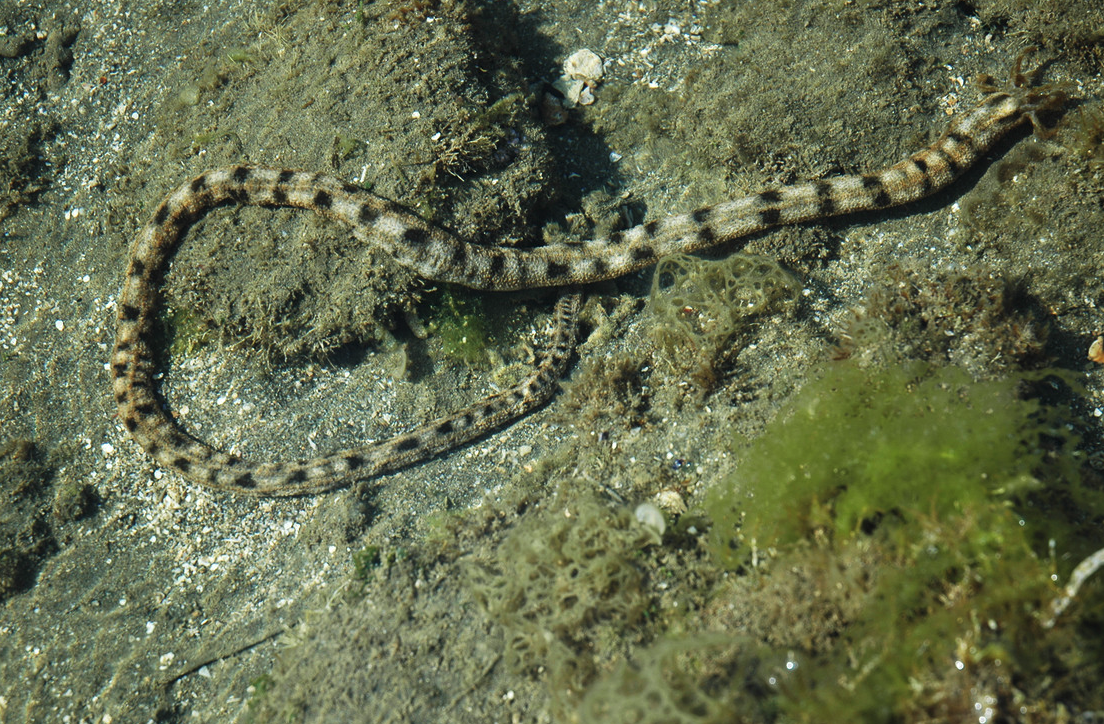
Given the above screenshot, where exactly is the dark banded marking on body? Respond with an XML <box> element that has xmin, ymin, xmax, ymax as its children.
<box><xmin>759</xmin><ymin>208</ymin><xmax>781</xmax><ymax>226</ymax></box>
<box><xmin>395</xmin><ymin>436</ymin><xmax>422</xmax><ymax>453</ymax></box>
<box><xmin>113</xmin><ymin>51</ymin><xmax>1066</xmax><ymax>495</ymax></box>
<box><xmin>861</xmin><ymin>175</ymin><xmax>893</xmax><ymax>207</ymax></box>
<box><xmin>403</xmin><ymin>227</ymin><xmax>427</xmax><ymax>245</ymax></box>
<box><xmin>907</xmin><ymin>159</ymin><xmax>934</xmax><ymax>195</ymax></box>
<box><xmin>814</xmin><ymin>181</ymin><xmax>835</xmax><ymax>215</ymax></box>
<box><xmin>929</xmin><ymin>147</ymin><xmax>961</xmax><ymax>175</ymax></box>
<box><xmin>546</xmin><ymin>261</ymin><xmax>571</xmax><ymax>279</ymax></box>
<box><xmin>152</xmin><ymin>203</ymin><xmax>171</xmax><ymax>226</ymax></box>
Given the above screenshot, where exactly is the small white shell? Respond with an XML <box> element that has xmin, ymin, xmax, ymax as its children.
<box><xmin>1089</xmin><ymin>335</ymin><xmax>1104</xmax><ymax>364</ymax></box>
<box><xmin>551</xmin><ymin>77</ymin><xmax>588</xmax><ymax>107</ymax></box>
<box><xmin>563</xmin><ymin>48</ymin><xmax>604</xmax><ymax>82</ymax></box>
<box><xmin>653</xmin><ymin>489</ymin><xmax>687</xmax><ymax>515</ymax></box>
<box><xmin>634</xmin><ymin>502</ymin><xmax>666</xmax><ymax>536</ymax></box>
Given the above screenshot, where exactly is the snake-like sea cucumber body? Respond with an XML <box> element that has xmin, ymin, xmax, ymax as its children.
<box><xmin>112</xmin><ymin>52</ymin><xmax>1065</xmax><ymax>495</ymax></box>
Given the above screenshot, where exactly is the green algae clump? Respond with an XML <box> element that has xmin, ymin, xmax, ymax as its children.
<box><xmin>707</xmin><ymin>361</ymin><xmax>1055</xmax><ymax>560</ymax></box>
<box><xmin>700</xmin><ymin>360</ymin><xmax>1104</xmax><ymax>721</ymax></box>
<box><xmin>425</xmin><ymin>288</ymin><xmax>492</xmax><ymax>366</ymax></box>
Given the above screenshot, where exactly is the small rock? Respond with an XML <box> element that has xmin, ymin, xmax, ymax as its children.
<box><xmin>563</xmin><ymin>48</ymin><xmax>604</xmax><ymax>82</ymax></box>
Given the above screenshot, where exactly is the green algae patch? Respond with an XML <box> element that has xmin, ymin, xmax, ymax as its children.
<box><xmin>163</xmin><ymin>304</ymin><xmax>215</xmax><ymax>359</ymax></box>
<box><xmin>707</xmin><ymin>361</ymin><xmax>1061</xmax><ymax>560</ymax></box>
<box><xmin>423</xmin><ymin>285</ymin><xmax>532</xmax><ymax>368</ymax></box>
<box><xmin>425</xmin><ymin>288</ymin><xmax>492</xmax><ymax>366</ymax></box>
<box><xmin>696</xmin><ymin>360</ymin><xmax>1104</xmax><ymax>721</ymax></box>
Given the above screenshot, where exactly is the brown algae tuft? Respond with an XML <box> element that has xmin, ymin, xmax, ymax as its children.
<box><xmin>465</xmin><ymin>494</ymin><xmax>661</xmax><ymax>716</ymax></box>
<box><xmin>647</xmin><ymin>252</ymin><xmax>799</xmax><ymax>390</ymax></box>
